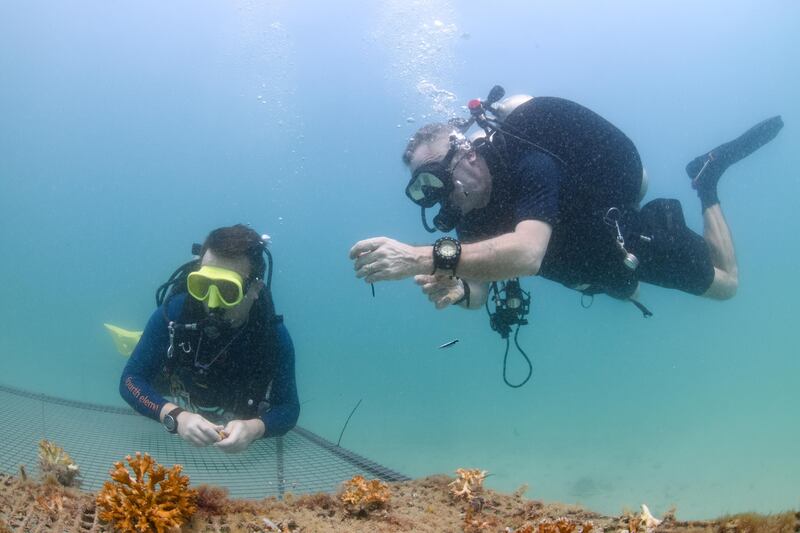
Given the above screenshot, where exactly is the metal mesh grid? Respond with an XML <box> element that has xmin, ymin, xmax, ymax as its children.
<box><xmin>0</xmin><ymin>384</ymin><xmax>408</xmax><ymax>499</ymax></box>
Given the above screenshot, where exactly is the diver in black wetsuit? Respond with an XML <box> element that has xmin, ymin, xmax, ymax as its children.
<box><xmin>349</xmin><ymin>90</ymin><xmax>783</xmax><ymax>312</ymax></box>
<box><xmin>120</xmin><ymin>224</ymin><xmax>299</xmax><ymax>452</ymax></box>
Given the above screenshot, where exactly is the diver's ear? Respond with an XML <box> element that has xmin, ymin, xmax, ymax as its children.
<box><xmin>248</xmin><ymin>279</ymin><xmax>265</xmax><ymax>300</ymax></box>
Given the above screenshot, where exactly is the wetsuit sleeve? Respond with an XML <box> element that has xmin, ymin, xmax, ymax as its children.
<box><xmin>119</xmin><ymin>306</ymin><xmax>171</xmax><ymax>421</ymax></box>
<box><xmin>510</xmin><ymin>151</ymin><xmax>562</xmax><ymax>226</ymax></box>
<box><xmin>261</xmin><ymin>323</ymin><xmax>300</xmax><ymax>437</ymax></box>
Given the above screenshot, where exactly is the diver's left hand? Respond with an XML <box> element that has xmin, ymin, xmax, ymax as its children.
<box><xmin>215</xmin><ymin>419</ymin><xmax>265</xmax><ymax>453</ymax></box>
<box><xmin>350</xmin><ymin>237</ymin><xmax>430</xmax><ymax>283</ymax></box>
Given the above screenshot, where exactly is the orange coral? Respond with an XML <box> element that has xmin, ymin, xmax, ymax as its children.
<box><xmin>338</xmin><ymin>475</ymin><xmax>390</xmax><ymax>515</ymax></box>
<box><xmin>537</xmin><ymin>517</ymin><xmax>569</xmax><ymax>533</ymax></box>
<box><xmin>38</xmin><ymin>439</ymin><xmax>80</xmax><ymax>487</ymax></box>
<box><xmin>96</xmin><ymin>452</ymin><xmax>197</xmax><ymax>533</ymax></box>
<box><xmin>449</xmin><ymin>468</ymin><xmax>488</xmax><ymax>500</ymax></box>
<box><xmin>554</xmin><ymin>516</ymin><xmax>576</xmax><ymax>533</ymax></box>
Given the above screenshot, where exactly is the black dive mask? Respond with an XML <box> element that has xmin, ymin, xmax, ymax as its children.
<box><xmin>406</xmin><ymin>136</ymin><xmax>467</xmax><ymax>233</ymax></box>
<box><xmin>405</xmin><ymin>152</ymin><xmax>457</xmax><ymax>208</ymax></box>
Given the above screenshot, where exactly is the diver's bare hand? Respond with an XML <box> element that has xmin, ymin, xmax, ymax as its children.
<box><xmin>177</xmin><ymin>412</ymin><xmax>225</xmax><ymax>447</ymax></box>
<box><xmin>215</xmin><ymin>419</ymin><xmax>265</xmax><ymax>453</ymax></box>
<box><xmin>415</xmin><ymin>274</ymin><xmax>465</xmax><ymax>309</ymax></box>
<box><xmin>350</xmin><ymin>237</ymin><xmax>431</xmax><ymax>283</ymax></box>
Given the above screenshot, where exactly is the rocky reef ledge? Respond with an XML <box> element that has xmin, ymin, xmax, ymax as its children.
<box><xmin>2</xmin><ymin>469</ymin><xmax>798</xmax><ymax>533</ymax></box>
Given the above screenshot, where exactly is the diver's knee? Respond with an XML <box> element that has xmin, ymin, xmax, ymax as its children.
<box><xmin>723</xmin><ymin>271</ymin><xmax>739</xmax><ymax>300</ymax></box>
<box><xmin>718</xmin><ymin>282</ymin><xmax>738</xmax><ymax>300</ymax></box>
<box><xmin>704</xmin><ymin>272</ymin><xmax>738</xmax><ymax>300</ymax></box>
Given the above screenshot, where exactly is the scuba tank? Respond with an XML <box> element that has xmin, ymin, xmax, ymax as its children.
<box><xmin>492</xmin><ymin>94</ymin><xmax>533</xmax><ymax>122</ymax></box>
<box><xmin>460</xmin><ymin>86</ymin><xmax>655</xmax><ymax>314</ymax></box>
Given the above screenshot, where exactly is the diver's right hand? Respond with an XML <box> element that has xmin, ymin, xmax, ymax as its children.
<box><xmin>176</xmin><ymin>412</ymin><xmax>225</xmax><ymax>446</ymax></box>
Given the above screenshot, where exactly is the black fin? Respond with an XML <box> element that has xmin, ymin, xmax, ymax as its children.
<box><xmin>686</xmin><ymin>115</ymin><xmax>784</xmax><ymax>183</ymax></box>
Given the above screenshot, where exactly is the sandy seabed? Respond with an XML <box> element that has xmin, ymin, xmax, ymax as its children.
<box><xmin>1</xmin><ymin>472</ymin><xmax>798</xmax><ymax>533</ymax></box>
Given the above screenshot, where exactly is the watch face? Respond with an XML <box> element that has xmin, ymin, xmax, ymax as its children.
<box><xmin>439</xmin><ymin>241</ymin><xmax>458</xmax><ymax>258</ymax></box>
<box><xmin>163</xmin><ymin>415</ymin><xmax>177</xmax><ymax>432</ymax></box>
<box><xmin>433</xmin><ymin>237</ymin><xmax>461</xmax><ymax>272</ymax></box>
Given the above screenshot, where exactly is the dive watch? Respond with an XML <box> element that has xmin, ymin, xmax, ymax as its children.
<box><xmin>162</xmin><ymin>407</ymin><xmax>185</xmax><ymax>434</ymax></box>
<box><xmin>432</xmin><ymin>237</ymin><xmax>461</xmax><ymax>273</ymax></box>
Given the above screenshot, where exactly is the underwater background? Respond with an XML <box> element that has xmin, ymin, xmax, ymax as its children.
<box><xmin>1</xmin><ymin>0</ymin><xmax>798</xmax><ymax>520</ymax></box>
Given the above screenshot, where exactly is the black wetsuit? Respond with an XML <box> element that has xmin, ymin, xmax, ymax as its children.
<box><xmin>457</xmin><ymin>97</ymin><xmax>715</xmax><ymax>298</ymax></box>
<box><xmin>120</xmin><ymin>293</ymin><xmax>300</xmax><ymax>437</ymax></box>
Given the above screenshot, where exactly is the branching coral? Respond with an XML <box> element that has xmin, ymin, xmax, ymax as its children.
<box><xmin>449</xmin><ymin>468</ymin><xmax>491</xmax><ymax>531</ymax></box>
<box><xmin>338</xmin><ymin>475</ymin><xmax>390</xmax><ymax>516</ymax></box>
<box><xmin>537</xmin><ymin>517</ymin><xmax>577</xmax><ymax>533</ymax></box>
<box><xmin>96</xmin><ymin>452</ymin><xmax>197</xmax><ymax>533</ymax></box>
<box><xmin>449</xmin><ymin>468</ymin><xmax>489</xmax><ymax>500</ymax></box>
<box><xmin>38</xmin><ymin>439</ymin><xmax>80</xmax><ymax>487</ymax></box>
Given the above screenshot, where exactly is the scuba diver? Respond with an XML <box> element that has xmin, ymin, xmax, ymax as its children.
<box><xmin>350</xmin><ymin>86</ymin><xmax>783</xmax><ymax>355</ymax></box>
<box><xmin>119</xmin><ymin>224</ymin><xmax>299</xmax><ymax>452</ymax></box>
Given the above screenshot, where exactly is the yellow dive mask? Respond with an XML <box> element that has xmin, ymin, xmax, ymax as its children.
<box><xmin>187</xmin><ymin>266</ymin><xmax>246</xmax><ymax>308</ymax></box>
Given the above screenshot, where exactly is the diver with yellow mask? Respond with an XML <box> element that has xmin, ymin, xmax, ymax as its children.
<box><xmin>117</xmin><ymin>224</ymin><xmax>299</xmax><ymax>452</ymax></box>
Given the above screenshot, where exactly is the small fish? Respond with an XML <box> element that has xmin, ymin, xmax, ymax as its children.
<box><xmin>438</xmin><ymin>339</ymin><xmax>459</xmax><ymax>349</ymax></box>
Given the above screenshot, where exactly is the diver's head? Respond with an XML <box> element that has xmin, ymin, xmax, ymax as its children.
<box><xmin>403</xmin><ymin>123</ymin><xmax>492</xmax><ymax>231</ymax></box>
<box><xmin>187</xmin><ymin>224</ymin><xmax>267</xmax><ymax>328</ymax></box>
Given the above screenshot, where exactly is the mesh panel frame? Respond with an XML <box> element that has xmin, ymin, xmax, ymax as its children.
<box><xmin>0</xmin><ymin>384</ymin><xmax>408</xmax><ymax>499</ymax></box>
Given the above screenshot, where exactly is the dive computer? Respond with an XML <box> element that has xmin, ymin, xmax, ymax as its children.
<box><xmin>162</xmin><ymin>407</ymin><xmax>185</xmax><ymax>434</ymax></box>
<box><xmin>432</xmin><ymin>237</ymin><xmax>461</xmax><ymax>273</ymax></box>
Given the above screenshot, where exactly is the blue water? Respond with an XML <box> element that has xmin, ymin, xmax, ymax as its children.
<box><xmin>1</xmin><ymin>0</ymin><xmax>798</xmax><ymax>520</ymax></box>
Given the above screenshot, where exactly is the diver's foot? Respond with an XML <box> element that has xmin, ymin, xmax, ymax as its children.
<box><xmin>686</xmin><ymin>115</ymin><xmax>783</xmax><ymax>209</ymax></box>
